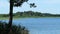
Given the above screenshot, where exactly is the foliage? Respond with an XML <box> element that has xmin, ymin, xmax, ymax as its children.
<box><xmin>0</xmin><ymin>21</ymin><xmax>29</xmax><ymax>34</ymax></box>
<box><xmin>10</xmin><ymin>11</ymin><xmax>60</xmax><ymax>17</ymax></box>
<box><xmin>13</xmin><ymin>0</ymin><xmax>28</xmax><ymax>7</ymax></box>
<box><xmin>0</xmin><ymin>11</ymin><xmax>60</xmax><ymax>18</ymax></box>
<box><xmin>10</xmin><ymin>0</ymin><xmax>37</xmax><ymax>7</ymax></box>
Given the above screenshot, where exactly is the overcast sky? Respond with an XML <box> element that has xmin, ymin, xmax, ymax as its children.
<box><xmin>0</xmin><ymin>0</ymin><xmax>60</xmax><ymax>14</ymax></box>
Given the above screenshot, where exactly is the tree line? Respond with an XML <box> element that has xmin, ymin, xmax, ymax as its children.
<box><xmin>0</xmin><ymin>11</ymin><xmax>60</xmax><ymax>17</ymax></box>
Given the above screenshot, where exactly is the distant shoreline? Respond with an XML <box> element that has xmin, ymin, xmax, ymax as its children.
<box><xmin>0</xmin><ymin>11</ymin><xmax>60</xmax><ymax>20</ymax></box>
<box><xmin>0</xmin><ymin>16</ymin><xmax>60</xmax><ymax>20</ymax></box>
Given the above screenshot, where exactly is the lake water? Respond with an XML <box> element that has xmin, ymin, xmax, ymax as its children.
<box><xmin>1</xmin><ymin>17</ymin><xmax>60</xmax><ymax>34</ymax></box>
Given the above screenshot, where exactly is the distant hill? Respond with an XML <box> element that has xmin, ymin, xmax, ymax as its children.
<box><xmin>0</xmin><ymin>11</ymin><xmax>60</xmax><ymax>18</ymax></box>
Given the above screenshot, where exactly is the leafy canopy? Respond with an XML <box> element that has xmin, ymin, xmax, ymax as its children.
<box><xmin>11</xmin><ymin>0</ymin><xmax>37</xmax><ymax>8</ymax></box>
<box><xmin>13</xmin><ymin>0</ymin><xmax>28</xmax><ymax>6</ymax></box>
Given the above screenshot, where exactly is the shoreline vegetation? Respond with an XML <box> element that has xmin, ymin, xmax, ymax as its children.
<box><xmin>0</xmin><ymin>21</ymin><xmax>29</xmax><ymax>34</ymax></box>
<box><xmin>0</xmin><ymin>11</ymin><xmax>60</xmax><ymax>19</ymax></box>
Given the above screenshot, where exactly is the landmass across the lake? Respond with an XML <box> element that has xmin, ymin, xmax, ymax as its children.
<box><xmin>0</xmin><ymin>11</ymin><xmax>60</xmax><ymax>19</ymax></box>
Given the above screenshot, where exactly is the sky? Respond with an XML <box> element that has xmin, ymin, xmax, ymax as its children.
<box><xmin>0</xmin><ymin>0</ymin><xmax>60</xmax><ymax>14</ymax></box>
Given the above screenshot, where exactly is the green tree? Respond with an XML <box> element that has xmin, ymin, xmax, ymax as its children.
<box><xmin>9</xmin><ymin>0</ymin><xmax>36</xmax><ymax>34</ymax></box>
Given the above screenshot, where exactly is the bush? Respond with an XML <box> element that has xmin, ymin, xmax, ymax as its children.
<box><xmin>0</xmin><ymin>21</ymin><xmax>29</xmax><ymax>34</ymax></box>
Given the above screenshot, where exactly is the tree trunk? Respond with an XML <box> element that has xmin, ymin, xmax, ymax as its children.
<box><xmin>8</xmin><ymin>0</ymin><xmax>13</xmax><ymax>34</ymax></box>
<box><xmin>9</xmin><ymin>0</ymin><xmax>13</xmax><ymax>28</ymax></box>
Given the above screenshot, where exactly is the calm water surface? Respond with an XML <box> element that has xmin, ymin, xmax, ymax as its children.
<box><xmin>1</xmin><ymin>18</ymin><xmax>60</xmax><ymax>34</ymax></box>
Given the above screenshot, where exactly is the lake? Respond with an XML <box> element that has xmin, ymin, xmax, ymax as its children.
<box><xmin>1</xmin><ymin>17</ymin><xmax>60</xmax><ymax>34</ymax></box>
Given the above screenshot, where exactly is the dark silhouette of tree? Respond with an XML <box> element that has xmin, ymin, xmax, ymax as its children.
<box><xmin>8</xmin><ymin>0</ymin><xmax>37</xmax><ymax>34</ymax></box>
<box><xmin>0</xmin><ymin>22</ymin><xmax>29</xmax><ymax>34</ymax></box>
